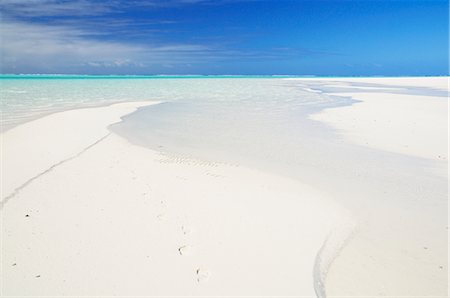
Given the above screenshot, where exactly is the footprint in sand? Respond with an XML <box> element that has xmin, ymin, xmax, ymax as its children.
<box><xmin>181</xmin><ymin>225</ymin><xmax>192</xmax><ymax>235</ymax></box>
<box><xmin>178</xmin><ymin>245</ymin><xmax>193</xmax><ymax>256</ymax></box>
<box><xmin>196</xmin><ymin>268</ymin><xmax>211</xmax><ymax>283</ymax></box>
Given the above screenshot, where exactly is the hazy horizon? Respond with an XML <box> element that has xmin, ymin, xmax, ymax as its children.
<box><xmin>1</xmin><ymin>74</ymin><xmax>448</xmax><ymax>78</ymax></box>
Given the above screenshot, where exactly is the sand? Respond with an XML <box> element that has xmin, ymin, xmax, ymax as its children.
<box><xmin>1</xmin><ymin>101</ymin><xmax>351</xmax><ymax>296</ymax></box>
<box><xmin>308</xmin><ymin>77</ymin><xmax>448</xmax><ymax>162</ymax></box>
<box><xmin>296</xmin><ymin>77</ymin><xmax>448</xmax><ymax>297</ymax></box>
<box><xmin>1</xmin><ymin>77</ymin><xmax>448</xmax><ymax>297</ymax></box>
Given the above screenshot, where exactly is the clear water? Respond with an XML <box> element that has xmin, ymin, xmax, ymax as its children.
<box><xmin>0</xmin><ymin>75</ymin><xmax>324</xmax><ymax>131</ymax></box>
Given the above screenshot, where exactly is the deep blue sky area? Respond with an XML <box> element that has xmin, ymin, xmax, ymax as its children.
<box><xmin>1</xmin><ymin>0</ymin><xmax>448</xmax><ymax>75</ymax></box>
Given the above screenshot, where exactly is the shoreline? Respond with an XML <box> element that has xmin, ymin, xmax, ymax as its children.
<box><xmin>1</xmin><ymin>100</ymin><xmax>164</xmax><ymax>134</ymax></box>
<box><xmin>296</xmin><ymin>77</ymin><xmax>448</xmax><ymax>297</ymax></box>
<box><xmin>310</xmin><ymin>92</ymin><xmax>448</xmax><ymax>162</ymax></box>
<box><xmin>2</xmin><ymin>101</ymin><xmax>352</xmax><ymax>296</ymax></box>
<box><xmin>2</xmin><ymin>101</ymin><xmax>162</xmax><ymax>202</ymax></box>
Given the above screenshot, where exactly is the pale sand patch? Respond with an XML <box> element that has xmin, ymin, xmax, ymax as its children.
<box><xmin>310</xmin><ymin>92</ymin><xmax>448</xmax><ymax>162</ymax></box>
<box><xmin>2</xmin><ymin>101</ymin><xmax>161</xmax><ymax>202</ymax></box>
<box><xmin>287</xmin><ymin>76</ymin><xmax>448</xmax><ymax>90</ymax></box>
<box><xmin>317</xmin><ymin>84</ymin><xmax>404</xmax><ymax>90</ymax></box>
<box><xmin>1</xmin><ymin>102</ymin><xmax>352</xmax><ymax>296</ymax></box>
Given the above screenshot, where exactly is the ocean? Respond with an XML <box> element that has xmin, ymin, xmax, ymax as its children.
<box><xmin>0</xmin><ymin>75</ymin><xmax>335</xmax><ymax>131</ymax></box>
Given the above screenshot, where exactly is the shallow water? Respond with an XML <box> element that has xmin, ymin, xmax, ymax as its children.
<box><xmin>0</xmin><ymin>77</ymin><xmax>272</xmax><ymax>128</ymax></box>
<box><xmin>111</xmin><ymin>79</ymin><xmax>354</xmax><ymax>166</ymax></box>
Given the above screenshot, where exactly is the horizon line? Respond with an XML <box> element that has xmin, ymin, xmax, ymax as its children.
<box><xmin>1</xmin><ymin>74</ymin><xmax>449</xmax><ymax>78</ymax></box>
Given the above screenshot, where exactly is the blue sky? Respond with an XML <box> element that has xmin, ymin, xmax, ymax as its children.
<box><xmin>1</xmin><ymin>0</ymin><xmax>448</xmax><ymax>75</ymax></box>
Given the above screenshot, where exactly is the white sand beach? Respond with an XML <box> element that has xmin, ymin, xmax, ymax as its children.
<box><xmin>1</xmin><ymin>101</ymin><xmax>352</xmax><ymax>296</ymax></box>
<box><xmin>1</xmin><ymin>77</ymin><xmax>448</xmax><ymax>297</ymax></box>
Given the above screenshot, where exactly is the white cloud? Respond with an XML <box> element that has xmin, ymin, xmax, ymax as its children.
<box><xmin>0</xmin><ymin>1</ymin><xmax>324</xmax><ymax>73</ymax></box>
<box><xmin>1</xmin><ymin>19</ymin><xmax>140</xmax><ymax>71</ymax></box>
<box><xmin>0</xmin><ymin>18</ymin><xmax>219</xmax><ymax>73</ymax></box>
<box><xmin>1</xmin><ymin>0</ymin><xmax>118</xmax><ymax>17</ymax></box>
<box><xmin>0</xmin><ymin>0</ymin><xmax>252</xmax><ymax>17</ymax></box>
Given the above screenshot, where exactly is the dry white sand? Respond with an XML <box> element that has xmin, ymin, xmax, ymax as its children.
<box><xmin>291</xmin><ymin>76</ymin><xmax>448</xmax><ymax>90</ymax></box>
<box><xmin>1</xmin><ymin>102</ymin><xmax>352</xmax><ymax>296</ymax></box>
<box><xmin>308</xmin><ymin>77</ymin><xmax>448</xmax><ymax>162</ymax></box>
